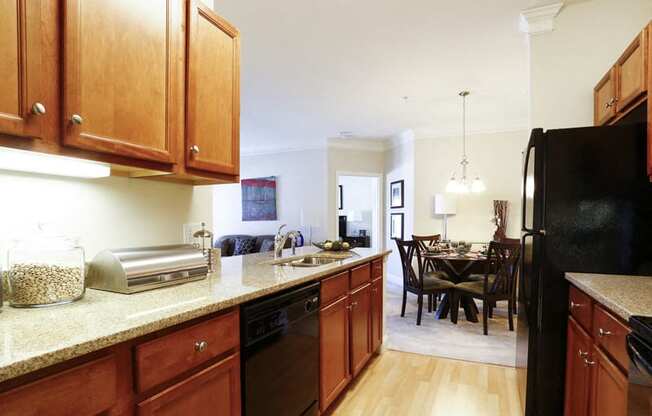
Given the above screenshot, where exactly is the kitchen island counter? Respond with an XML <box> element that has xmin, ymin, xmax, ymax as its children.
<box><xmin>565</xmin><ymin>272</ymin><xmax>652</xmax><ymax>321</ymax></box>
<box><xmin>0</xmin><ymin>247</ymin><xmax>390</xmax><ymax>383</ymax></box>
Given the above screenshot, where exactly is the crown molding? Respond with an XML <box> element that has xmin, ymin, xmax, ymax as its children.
<box><xmin>327</xmin><ymin>138</ymin><xmax>387</xmax><ymax>152</ymax></box>
<box><xmin>520</xmin><ymin>2</ymin><xmax>564</xmax><ymax>35</ymax></box>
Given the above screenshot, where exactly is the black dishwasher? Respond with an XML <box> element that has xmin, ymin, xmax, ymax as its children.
<box><xmin>242</xmin><ymin>282</ymin><xmax>320</xmax><ymax>416</ymax></box>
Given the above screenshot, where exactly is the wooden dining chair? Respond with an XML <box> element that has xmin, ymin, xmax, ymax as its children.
<box><xmin>394</xmin><ymin>238</ymin><xmax>454</xmax><ymax>325</ymax></box>
<box><xmin>412</xmin><ymin>234</ymin><xmax>442</xmax><ymax>273</ymax></box>
<box><xmin>450</xmin><ymin>240</ymin><xmax>521</xmax><ymax>335</ymax></box>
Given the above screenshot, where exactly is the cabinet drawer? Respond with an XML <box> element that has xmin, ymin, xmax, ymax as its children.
<box><xmin>0</xmin><ymin>354</ymin><xmax>117</xmax><ymax>416</ymax></box>
<box><xmin>593</xmin><ymin>304</ymin><xmax>630</xmax><ymax>371</ymax></box>
<box><xmin>321</xmin><ymin>271</ymin><xmax>349</xmax><ymax>306</ymax></box>
<box><xmin>137</xmin><ymin>352</ymin><xmax>241</xmax><ymax>416</ymax></box>
<box><xmin>135</xmin><ymin>309</ymin><xmax>239</xmax><ymax>392</ymax></box>
<box><xmin>350</xmin><ymin>263</ymin><xmax>371</xmax><ymax>289</ymax></box>
<box><xmin>372</xmin><ymin>259</ymin><xmax>383</xmax><ymax>280</ymax></box>
<box><xmin>569</xmin><ymin>286</ymin><xmax>593</xmax><ymax>332</ymax></box>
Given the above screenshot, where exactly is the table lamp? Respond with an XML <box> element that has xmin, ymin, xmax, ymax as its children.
<box><xmin>434</xmin><ymin>194</ymin><xmax>457</xmax><ymax>241</ymax></box>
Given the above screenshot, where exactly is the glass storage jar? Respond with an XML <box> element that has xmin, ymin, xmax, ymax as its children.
<box><xmin>7</xmin><ymin>236</ymin><xmax>85</xmax><ymax>307</ymax></box>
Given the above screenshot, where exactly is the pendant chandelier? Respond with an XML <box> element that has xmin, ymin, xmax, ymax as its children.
<box><xmin>445</xmin><ymin>91</ymin><xmax>486</xmax><ymax>194</ymax></box>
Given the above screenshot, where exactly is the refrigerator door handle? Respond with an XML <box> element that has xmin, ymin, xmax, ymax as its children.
<box><xmin>521</xmin><ymin>142</ymin><xmax>533</xmax><ymax>233</ymax></box>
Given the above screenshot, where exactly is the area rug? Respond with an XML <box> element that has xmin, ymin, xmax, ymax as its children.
<box><xmin>385</xmin><ymin>282</ymin><xmax>517</xmax><ymax>367</ymax></box>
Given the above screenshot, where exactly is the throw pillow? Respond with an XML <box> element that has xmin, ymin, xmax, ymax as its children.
<box><xmin>260</xmin><ymin>239</ymin><xmax>275</xmax><ymax>253</ymax></box>
<box><xmin>233</xmin><ymin>237</ymin><xmax>256</xmax><ymax>256</ymax></box>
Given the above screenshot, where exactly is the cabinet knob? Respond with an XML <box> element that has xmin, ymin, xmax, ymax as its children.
<box><xmin>598</xmin><ymin>328</ymin><xmax>612</xmax><ymax>337</ymax></box>
<box><xmin>569</xmin><ymin>301</ymin><xmax>583</xmax><ymax>310</ymax></box>
<box><xmin>194</xmin><ymin>340</ymin><xmax>208</xmax><ymax>352</ymax></box>
<box><xmin>71</xmin><ymin>114</ymin><xmax>84</xmax><ymax>125</ymax></box>
<box><xmin>605</xmin><ymin>97</ymin><xmax>617</xmax><ymax>108</ymax></box>
<box><xmin>31</xmin><ymin>102</ymin><xmax>46</xmax><ymax>116</ymax></box>
<box><xmin>190</xmin><ymin>145</ymin><xmax>200</xmax><ymax>154</ymax></box>
<box><xmin>583</xmin><ymin>358</ymin><xmax>596</xmax><ymax>367</ymax></box>
<box><xmin>578</xmin><ymin>349</ymin><xmax>588</xmax><ymax>358</ymax></box>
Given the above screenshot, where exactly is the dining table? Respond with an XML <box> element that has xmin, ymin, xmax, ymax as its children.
<box><xmin>422</xmin><ymin>250</ymin><xmax>490</xmax><ymax>323</ymax></box>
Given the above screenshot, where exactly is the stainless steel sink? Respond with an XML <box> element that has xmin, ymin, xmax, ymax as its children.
<box><xmin>272</xmin><ymin>256</ymin><xmax>340</xmax><ymax>267</ymax></box>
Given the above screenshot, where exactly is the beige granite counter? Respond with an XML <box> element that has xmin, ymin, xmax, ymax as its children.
<box><xmin>565</xmin><ymin>272</ymin><xmax>652</xmax><ymax>321</ymax></box>
<box><xmin>0</xmin><ymin>247</ymin><xmax>390</xmax><ymax>383</ymax></box>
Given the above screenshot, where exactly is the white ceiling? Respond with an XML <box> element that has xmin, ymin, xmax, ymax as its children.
<box><xmin>213</xmin><ymin>0</ymin><xmax>533</xmax><ymax>155</ymax></box>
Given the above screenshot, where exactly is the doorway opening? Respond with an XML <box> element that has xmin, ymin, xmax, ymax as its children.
<box><xmin>336</xmin><ymin>173</ymin><xmax>382</xmax><ymax>250</ymax></box>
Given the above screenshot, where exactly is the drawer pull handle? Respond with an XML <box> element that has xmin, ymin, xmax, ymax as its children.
<box><xmin>71</xmin><ymin>114</ymin><xmax>84</xmax><ymax>125</ymax></box>
<box><xmin>583</xmin><ymin>358</ymin><xmax>596</xmax><ymax>367</ymax></box>
<box><xmin>194</xmin><ymin>340</ymin><xmax>208</xmax><ymax>352</ymax></box>
<box><xmin>578</xmin><ymin>349</ymin><xmax>588</xmax><ymax>358</ymax></box>
<box><xmin>598</xmin><ymin>328</ymin><xmax>612</xmax><ymax>337</ymax></box>
<box><xmin>190</xmin><ymin>145</ymin><xmax>200</xmax><ymax>154</ymax></box>
<box><xmin>32</xmin><ymin>102</ymin><xmax>46</xmax><ymax>115</ymax></box>
<box><xmin>569</xmin><ymin>301</ymin><xmax>583</xmax><ymax>310</ymax></box>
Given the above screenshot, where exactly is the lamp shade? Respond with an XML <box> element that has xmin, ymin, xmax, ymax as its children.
<box><xmin>434</xmin><ymin>194</ymin><xmax>457</xmax><ymax>215</ymax></box>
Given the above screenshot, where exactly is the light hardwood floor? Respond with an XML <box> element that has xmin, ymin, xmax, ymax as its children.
<box><xmin>331</xmin><ymin>350</ymin><xmax>523</xmax><ymax>416</ymax></box>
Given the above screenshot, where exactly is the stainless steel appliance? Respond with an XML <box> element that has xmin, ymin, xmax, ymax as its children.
<box><xmin>241</xmin><ymin>282</ymin><xmax>320</xmax><ymax>416</ymax></box>
<box><xmin>518</xmin><ymin>120</ymin><xmax>652</xmax><ymax>415</ymax></box>
<box><xmin>87</xmin><ymin>245</ymin><xmax>208</xmax><ymax>294</ymax></box>
<box><xmin>627</xmin><ymin>315</ymin><xmax>652</xmax><ymax>416</ymax></box>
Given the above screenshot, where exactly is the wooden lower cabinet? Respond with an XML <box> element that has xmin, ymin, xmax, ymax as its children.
<box><xmin>590</xmin><ymin>346</ymin><xmax>628</xmax><ymax>416</ymax></box>
<box><xmin>564</xmin><ymin>317</ymin><xmax>593</xmax><ymax>416</ymax></box>
<box><xmin>350</xmin><ymin>283</ymin><xmax>372</xmax><ymax>377</ymax></box>
<box><xmin>319</xmin><ymin>295</ymin><xmax>352</xmax><ymax>412</ymax></box>
<box><xmin>564</xmin><ymin>287</ymin><xmax>630</xmax><ymax>416</ymax></box>
<box><xmin>137</xmin><ymin>352</ymin><xmax>241</xmax><ymax>416</ymax></box>
<box><xmin>319</xmin><ymin>260</ymin><xmax>384</xmax><ymax>413</ymax></box>
<box><xmin>371</xmin><ymin>277</ymin><xmax>383</xmax><ymax>353</ymax></box>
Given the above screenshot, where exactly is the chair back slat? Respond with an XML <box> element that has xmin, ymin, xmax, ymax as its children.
<box><xmin>412</xmin><ymin>234</ymin><xmax>441</xmax><ymax>252</ymax></box>
<box><xmin>394</xmin><ymin>238</ymin><xmax>422</xmax><ymax>290</ymax></box>
<box><xmin>485</xmin><ymin>240</ymin><xmax>521</xmax><ymax>296</ymax></box>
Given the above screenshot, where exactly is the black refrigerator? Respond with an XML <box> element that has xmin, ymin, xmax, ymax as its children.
<box><xmin>518</xmin><ymin>119</ymin><xmax>652</xmax><ymax>416</ymax></box>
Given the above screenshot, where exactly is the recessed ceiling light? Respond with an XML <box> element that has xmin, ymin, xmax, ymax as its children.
<box><xmin>339</xmin><ymin>131</ymin><xmax>354</xmax><ymax>138</ymax></box>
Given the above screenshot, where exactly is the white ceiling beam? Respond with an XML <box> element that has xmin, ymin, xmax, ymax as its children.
<box><xmin>520</xmin><ymin>2</ymin><xmax>565</xmax><ymax>35</ymax></box>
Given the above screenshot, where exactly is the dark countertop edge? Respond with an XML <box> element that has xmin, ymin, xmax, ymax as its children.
<box><xmin>0</xmin><ymin>250</ymin><xmax>391</xmax><ymax>384</ymax></box>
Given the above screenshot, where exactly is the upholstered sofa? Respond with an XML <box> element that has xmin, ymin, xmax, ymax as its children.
<box><xmin>214</xmin><ymin>234</ymin><xmax>292</xmax><ymax>257</ymax></box>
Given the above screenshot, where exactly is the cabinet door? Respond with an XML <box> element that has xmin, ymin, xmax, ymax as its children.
<box><xmin>564</xmin><ymin>317</ymin><xmax>593</xmax><ymax>416</ymax></box>
<box><xmin>594</xmin><ymin>68</ymin><xmax>617</xmax><ymax>125</ymax></box>
<box><xmin>350</xmin><ymin>283</ymin><xmax>372</xmax><ymax>378</ymax></box>
<box><xmin>319</xmin><ymin>295</ymin><xmax>351</xmax><ymax>413</ymax></box>
<box><xmin>186</xmin><ymin>0</ymin><xmax>240</xmax><ymax>176</ymax></box>
<box><xmin>370</xmin><ymin>277</ymin><xmax>383</xmax><ymax>353</ymax></box>
<box><xmin>63</xmin><ymin>0</ymin><xmax>183</xmax><ymax>164</ymax></box>
<box><xmin>616</xmin><ymin>29</ymin><xmax>647</xmax><ymax>113</ymax></box>
<box><xmin>0</xmin><ymin>0</ymin><xmax>48</xmax><ymax>139</ymax></box>
<box><xmin>589</xmin><ymin>346</ymin><xmax>628</xmax><ymax>416</ymax></box>
<box><xmin>137</xmin><ymin>352</ymin><xmax>241</xmax><ymax>416</ymax></box>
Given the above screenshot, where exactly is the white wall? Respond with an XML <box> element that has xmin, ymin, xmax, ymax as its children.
<box><xmin>530</xmin><ymin>0</ymin><xmax>652</xmax><ymax>128</ymax></box>
<box><xmin>414</xmin><ymin>130</ymin><xmax>528</xmax><ymax>242</ymax></box>
<box><xmin>338</xmin><ymin>175</ymin><xmax>378</xmax><ymax>247</ymax></box>
<box><xmin>0</xmin><ymin>172</ymin><xmax>213</xmax><ymax>265</ymax></box>
<box><xmin>327</xmin><ymin>144</ymin><xmax>384</xmax><ymax>240</ymax></box>
<box><xmin>384</xmin><ymin>135</ymin><xmax>415</xmax><ymax>284</ymax></box>
<box><xmin>212</xmin><ymin>149</ymin><xmax>328</xmax><ymax>241</ymax></box>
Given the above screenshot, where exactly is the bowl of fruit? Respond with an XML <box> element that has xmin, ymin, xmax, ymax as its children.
<box><xmin>313</xmin><ymin>240</ymin><xmax>352</xmax><ymax>251</ymax></box>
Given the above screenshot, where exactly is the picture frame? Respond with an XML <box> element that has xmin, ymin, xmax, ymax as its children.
<box><xmin>390</xmin><ymin>180</ymin><xmax>404</xmax><ymax>209</ymax></box>
<box><xmin>390</xmin><ymin>213</ymin><xmax>404</xmax><ymax>240</ymax></box>
<box><xmin>338</xmin><ymin>185</ymin><xmax>343</xmax><ymax>210</ymax></box>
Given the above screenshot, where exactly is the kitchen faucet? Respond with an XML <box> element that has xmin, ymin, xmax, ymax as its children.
<box><xmin>274</xmin><ymin>224</ymin><xmax>298</xmax><ymax>259</ymax></box>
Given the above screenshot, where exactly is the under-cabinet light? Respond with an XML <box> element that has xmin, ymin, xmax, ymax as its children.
<box><xmin>0</xmin><ymin>147</ymin><xmax>111</xmax><ymax>179</ymax></box>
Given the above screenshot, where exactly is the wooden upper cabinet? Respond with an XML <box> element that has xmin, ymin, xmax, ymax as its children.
<box><xmin>564</xmin><ymin>317</ymin><xmax>592</xmax><ymax>416</ymax></box>
<box><xmin>62</xmin><ymin>0</ymin><xmax>184</xmax><ymax>164</ymax></box>
<box><xmin>594</xmin><ymin>68</ymin><xmax>617</xmax><ymax>126</ymax></box>
<box><xmin>616</xmin><ymin>29</ymin><xmax>647</xmax><ymax>113</ymax></box>
<box><xmin>186</xmin><ymin>0</ymin><xmax>240</xmax><ymax>176</ymax></box>
<box><xmin>0</xmin><ymin>0</ymin><xmax>49</xmax><ymax>139</ymax></box>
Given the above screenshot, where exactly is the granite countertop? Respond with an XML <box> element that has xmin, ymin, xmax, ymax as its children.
<box><xmin>565</xmin><ymin>272</ymin><xmax>652</xmax><ymax>321</ymax></box>
<box><xmin>0</xmin><ymin>247</ymin><xmax>390</xmax><ymax>383</ymax></box>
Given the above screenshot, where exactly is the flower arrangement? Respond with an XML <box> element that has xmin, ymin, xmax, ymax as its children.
<box><xmin>492</xmin><ymin>200</ymin><xmax>508</xmax><ymax>241</ymax></box>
